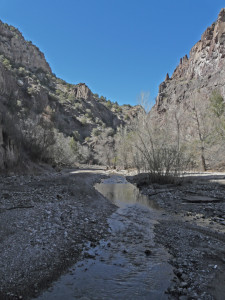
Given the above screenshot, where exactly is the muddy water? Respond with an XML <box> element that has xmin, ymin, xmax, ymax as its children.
<box><xmin>36</xmin><ymin>176</ymin><xmax>173</xmax><ymax>300</ymax></box>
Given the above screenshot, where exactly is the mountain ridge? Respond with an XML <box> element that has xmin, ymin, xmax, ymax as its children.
<box><xmin>0</xmin><ymin>20</ymin><xmax>139</xmax><ymax>170</ymax></box>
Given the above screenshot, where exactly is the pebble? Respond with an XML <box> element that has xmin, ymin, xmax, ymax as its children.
<box><xmin>179</xmin><ymin>296</ymin><xmax>188</xmax><ymax>300</ymax></box>
<box><xmin>144</xmin><ymin>249</ymin><xmax>152</xmax><ymax>256</ymax></box>
<box><xmin>180</xmin><ymin>282</ymin><xmax>188</xmax><ymax>288</ymax></box>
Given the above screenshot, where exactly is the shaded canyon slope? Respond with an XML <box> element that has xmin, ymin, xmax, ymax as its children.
<box><xmin>150</xmin><ymin>8</ymin><xmax>225</xmax><ymax>169</ymax></box>
<box><xmin>0</xmin><ymin>20</ymin><xmax>140</xmax><ymax>170</ymax></box>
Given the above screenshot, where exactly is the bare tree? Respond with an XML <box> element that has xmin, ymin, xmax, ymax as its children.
<box><xmin>188</xmin><ymin>96</ymin><xmax>212</xmax><ymax>171</ymax></box>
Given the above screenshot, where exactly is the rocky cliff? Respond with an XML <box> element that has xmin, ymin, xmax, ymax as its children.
<box><xmin>150</xmin><ymin>8</ymin><xmax>225</xmax><ymax>169</ymax></box>
<box><xmin>0</xmin><ymin>21</ymin><xmax>51</xmax><ymax>73</ymax></box>
<box><xmin>155</xmin><ymin>8</ymin><xmax>225</xmax><ymax>111</ymax></box>
<box><xmin>0</xmin><ymin>21</ymin><xmax>138</xmax><ymax>170</ymax></box>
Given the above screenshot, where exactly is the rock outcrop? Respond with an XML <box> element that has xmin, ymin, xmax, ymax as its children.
<box><xmin>151</xmin><ymin>8</ymin><xmax>225</xmax><ymax>169</ymax></box>
<box><xmin>0</xmin><ymin>21</ymin><xmax>51</xmax><ymax>73</ymax></box>
<box><xmin>73</xmin><ymin>83</ymin><xmax>92</xmax><ymax>100</ymax></box>
<box><xmin>155</xmin><ymin>8</ymin><xmax>225</xmax><ymax>110</ymax></box>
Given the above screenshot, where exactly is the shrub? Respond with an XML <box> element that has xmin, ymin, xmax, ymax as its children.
<box><xmin>2</xmin><ymin>58</ymin><xmax>12</xmax><ymax>70</ymax></box>
<box><xmin>116</xmin><ymin>107</ymin><xmax>122</xmax><ymax>113</ymax></box>
<box><xmin>106</xmin><ymin>100</ymin><xmax>112</xmax><ymax>109</ymax></box>
<box><xmin>18</xmin><ymin>67</ymin><xmax>26</xmax><ymax>76</ymax></box>
<box><xmin>85</xmin><ymin>109</ymin><xmax>92</xmax><ymax>118</ymax></box>
<box><xmin>134</xmin><ymin>124</ymin><xmax>191</xmax><ymax>178</ymax></box>
<box><xmin>92</xmin><ymin>128</ymin><xmax>101</xmax><ymax>136</ymax></box>
<box><xmin>73</xmin><ymin>130</ymin><xmax>81</xmax><ymax>141</ymax></box>
<box><xmin>27</xmin><ymin>87</ymin><xmax>36</xmax><ymax>95</ymax></box>
<box><xmin>100</xmin><ymin>96</ymin><xmax>106</xmax><ymax>101</ymax></box>
<box><xmin>209</xmin><ymin>90</ymin><xmax>225</xmax><ymax>117</ymax></box>
<box><xmin>21</xmin><ymin>117</ymin><xmax>55</xmax><ymax>161</ymax></box>
<box><xmin>74</xmin><ymin>103</ymin><xmax>83</xmax><ymax>110</ymax></box>
<box><xmin>67</xmin><ymin>94</ymin><xmax>75</xmax><ymax>102</ymax></box>
<box><xmin>134</xmin><ymin>173</ymin><xmax>178</xmax><ymax>187</ymax></box>
<box><xmin>48</xmin><ymin>92</ymin><xmax>59</xmax><ymax>102</ymax></box>
<box><xmin>16</xmin><ymin>100</ymin><xmax>22</xmax><ymax>108</ymax></box>
<box><xmin>80</xmin><ymin>117</ymin><xmax>87</xmax><ymax>125</ymax></box>
<box><xmin>95</xmin><ymin>117</ymin><xmax>103</xmax><ymax>126</ymax></box>
<box><xmin>48</xmin><ymin>132</ymin><xmax>77</xmax><ymax>166</ymax></box>
<box><xmin>105</xmin><ymin>128</ymin><xmax>114</xmax><ymax>137</ymax></box>
<box><xmin>56</xmin><ymin>89</ymin><xmax>63</xmax><ymax>96</ymax></box>
<box><xmin>69</xmin><ymin>137</ymin><xmax>79</xmax><ymax>154</ymax></box>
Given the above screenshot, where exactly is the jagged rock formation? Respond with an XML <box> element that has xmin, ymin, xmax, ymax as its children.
<box><xmin>150</xmin><ymin>8</ymin><xmax>225</xmax><ymax>169</ymax></box>
<box><xmin>0</xmin><ymin>21</ymin><xmax>51</xmax><ymax>73</ymax></box>
<box><xmin>0</xmin><ymin>21</ymin><xmax>139</xmax><ymax>170</ymax></box>
<box><xmin>155</xmin><ymin>8</ymin><xmax>225</xmax><ymax>111</ymax></box>
<box><xmin>74</xmin><ymin>83</ymin><xmax>92</xmax><ymax>100</ymax></box>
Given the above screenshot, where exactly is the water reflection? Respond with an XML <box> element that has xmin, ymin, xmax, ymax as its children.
<box><xmin>35</xmin><ymin>176</ymin><xmax>172</xmax><ymax>300</ymax></box>
<box><xmin>95</xmin><ymin>177</ymin><xmax>159</xmax><ymax>210</ymax></box>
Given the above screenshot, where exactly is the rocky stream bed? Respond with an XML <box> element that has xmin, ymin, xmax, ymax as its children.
<box><xmin>128</xmin><ymin>173</ymin><xmax>225</xmax><ymax>300</ymax></box>
<box><xmin>0</xmin><ymin>167</ymin><xmax>115</xmax><ymax>299</ymax></box>
<box><xmin>1</xmin><ymin>168</ymin><xmax>225</xmax><ymax>299</ymax></box>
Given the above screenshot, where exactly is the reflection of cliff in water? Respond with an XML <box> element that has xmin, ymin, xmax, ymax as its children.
<box><xmin>95</xmin><ymin>179</ymin><xmax>159</xmax><ymax>209</ymax></box>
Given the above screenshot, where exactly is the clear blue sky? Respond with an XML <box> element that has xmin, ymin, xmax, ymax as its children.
<box><xmin>1</xmin><ymin>1</ymin><xmax>225</xmax><ymax>105</ymax></box>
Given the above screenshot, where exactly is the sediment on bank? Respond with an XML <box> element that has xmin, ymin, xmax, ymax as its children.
<box><xmin>0</xmin><ymin>169</ymin><xmax>116</xmax><ymax>300</ymax></box>
<box><xmin>128</xmin><ymin>172</ymin><xmax>225</xmax><ymax>299</ymax></box>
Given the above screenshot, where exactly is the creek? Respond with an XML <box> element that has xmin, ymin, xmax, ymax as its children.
<box><xmin>35</xmin><ymin>175</ymin><xmax>173</xmax><ymax>300</ymax></box>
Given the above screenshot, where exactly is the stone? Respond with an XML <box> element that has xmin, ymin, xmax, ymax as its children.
<box><xmin>174</xmin><ymin>268</ymin><xmax>183</xmax><ymax>277</ymax></box>
<box><xmin>84</xmin><ymin>252</ymin><xmax>95</xmax><ymax>259</ymax></box>
<box><xmin>187</xmin><ymin>195</ymin><xmax>222</xmax><ymax>203</ymax></box>
<box><xmin>179</xmin><ymin>296</ymin><xmax>188</xmax><ymax>300</ymax></box>
<box><xmin>2</xmin><ymin>193</ymin><xmax>11</xmax><ymax>199</ymax></box>
<box><xmin>165</xmin><ymin>73</ymin><xmax>170</xmax><ymax>81</ymax></box>
<box><xmin>144</xmin><ymin>249</ymin><xmax>152</xmax><ymax>256</ymax></box>
<box><xmin>180</xmin><ymin>282</ymin><xmax>188</xmax><ymax>288</ymax></box>
<box><xmin>0</xmin><ymin>21</ymin><xmax>51</xmax><ymax>73</ymax></box>
<box><xmin>73</xmin><ymin>83</ymin><xmax>92</xmax><ymax>100</ymax></box>
<box><xmin>17</xmin><ymin>79</ymin><xmax>24</xmax><ymax>87</ymax></box>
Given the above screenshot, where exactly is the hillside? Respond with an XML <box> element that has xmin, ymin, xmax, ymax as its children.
<box><xmin>0</xmin><ymin>20</ymin><xmax>139</xmax><ymax>170</ymax></box>
<box><xmin>150</xmin><ymin>8</ymin><xmax>225</xmax><ymax>170</ymax></box>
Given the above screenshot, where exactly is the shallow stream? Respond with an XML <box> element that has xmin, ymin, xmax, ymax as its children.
<box><xmin>36</xmin><ymin>175</ymin><xmax>173</xmax><ymax>299</ymax></box>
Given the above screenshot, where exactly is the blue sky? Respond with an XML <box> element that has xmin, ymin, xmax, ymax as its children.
<box><xmin>1</xmin><ymin>1</ymin><xmax>225</xmax><ymax>106</ymax></box>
